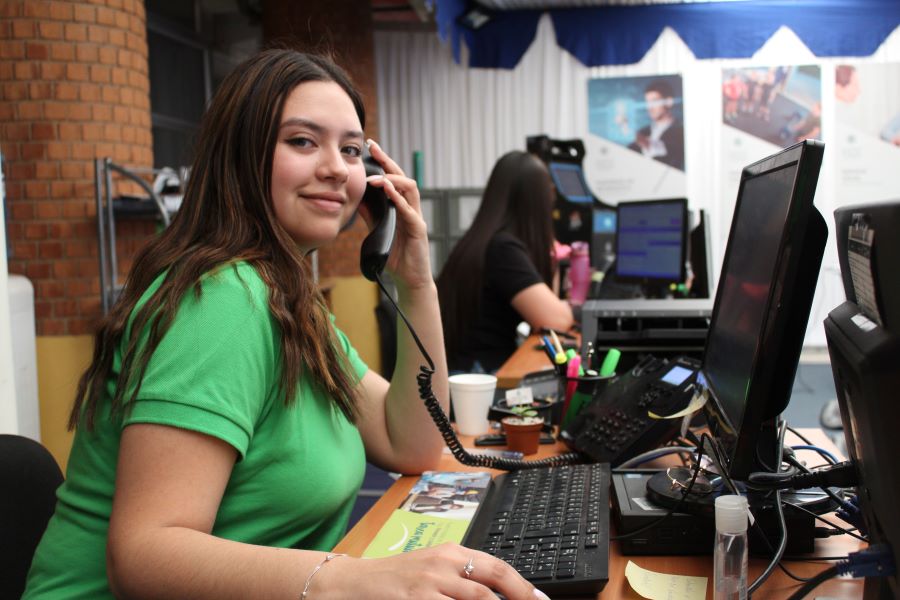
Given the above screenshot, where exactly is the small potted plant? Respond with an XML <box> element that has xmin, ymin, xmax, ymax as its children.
<box><xmin>495</xmin><ymin>397</ymin><xmax>554</xmax><ymax>423</ymax></box>
<box><xmin>501</xmin><ymin>406</ymin><xmax>545</xmax><ymax>456</ymax></box>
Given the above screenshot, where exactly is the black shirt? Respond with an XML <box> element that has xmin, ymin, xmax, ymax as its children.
<box><xmin>449</xmin><ymin>232</ymin><xmax>544</xmax><ymax>373</ymax></box>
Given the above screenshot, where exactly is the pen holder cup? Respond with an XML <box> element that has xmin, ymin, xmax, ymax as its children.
<box><xmin>558</xmin><ymin>374</ymin><xmax>616</xmax><ymax>432</ymax></box>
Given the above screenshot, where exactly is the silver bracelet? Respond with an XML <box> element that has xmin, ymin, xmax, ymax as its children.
<box><xmin>300</xmin><ymin>553</ymin><xmax>346</xmax><ymax>599</ymax></box>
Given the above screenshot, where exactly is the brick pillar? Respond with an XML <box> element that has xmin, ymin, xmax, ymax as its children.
<box><xmin>0</xmin><ymin>0</ymin><xmax>153</xmax><ymax>335</ymax></box>
<box><xmin>261</xmin><ymin>0</ymin><xmax>378</xmax><ymax>278</ymax></box>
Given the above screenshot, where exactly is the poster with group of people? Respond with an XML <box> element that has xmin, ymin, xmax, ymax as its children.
<box><xmin>721</xmin><ymin>65</ymin><xmax>822</xmax><ymax>146</ymax></box>
<box><xmin>718</xmin><ymin>62</ymin><xmax>900</xmax><ymax>215</ymax></box>
<box><xmin>717</xmin><ymin>65</ymin><xmax>823</xmax><ymax>241</ymax></box>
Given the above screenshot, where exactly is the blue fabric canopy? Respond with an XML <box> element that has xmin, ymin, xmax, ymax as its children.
<box><xmin>433</xmin><ymin>0</ymin><xmax>900</xmax><ymax>69</ymax></box>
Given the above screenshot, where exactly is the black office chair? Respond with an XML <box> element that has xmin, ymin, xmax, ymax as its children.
<box><xmin>0</xmin><ymin>434</ymin><xmax>64</xmax><ymax>599</ymax></box>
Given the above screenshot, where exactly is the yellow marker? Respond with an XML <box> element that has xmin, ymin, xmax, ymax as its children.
<box><xmin>549</xmin><ymin>329</ymin><xmax>564</xmax><ymax>355</ymax></box>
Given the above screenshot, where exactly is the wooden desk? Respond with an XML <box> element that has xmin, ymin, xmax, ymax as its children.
<box><xmin>495</xmin><ymin>333</ymin><xmax>575</xmax><ymax>389</ymax></box>
<box><xmin>334</xmin><ymin>430</ymin><xmax>864</xmax><ymax>599</ymax></box>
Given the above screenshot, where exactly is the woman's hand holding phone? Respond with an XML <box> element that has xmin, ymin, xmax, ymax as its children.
<box><xmin>363</xmin><ymin>140</ymin><xmax>433</xmax><ymax>292</ymax></box>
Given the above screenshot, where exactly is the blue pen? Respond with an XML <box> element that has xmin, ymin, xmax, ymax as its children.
<box><xmin>540</xmin><ymin>336</ymin><xmax>557</xmax><ymax>363</ymax></box>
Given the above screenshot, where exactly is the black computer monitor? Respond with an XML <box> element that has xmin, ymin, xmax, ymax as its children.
<box><xmin>825</xmin><ymin>200</ymin><xmax>900</xmax><ymax>598</ymax></box>
<box><xmin>548</xmin><ymin>162</ymin><xmax>593</xmax><ymax>203</ymax></box>
<box><xmin>688</xmin><ymin>209</ymin><xmax>712</xmax><ymax>299</ymax></box>
<box><xmin>529</xmin><ymin>136</ymin><xmax>615</xmax><ymax>248</ymax></box>
<box><xmin>699</xmin><ymin>140</ymin><xmax>827</xmax><ymax>480</ymax></box>
<box><xmin>614</xmin><ymin>198</ymin><xmax>687</xmax><ymax>291</ymax></box>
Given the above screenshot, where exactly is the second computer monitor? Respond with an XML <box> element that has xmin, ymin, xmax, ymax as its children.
<box><xmin>548</xmin><ymin>162</ymin><xmax>593</xmax><ymax>203</ymax></box>
<box><xmin>614</xmin><ymin>198</ymin><xmax>687</xmax><ymax>291</ymax></box>
<box><xmin>700</xmin><ymin>140</ymin><xmax>826</xmax><ymax>480</ymax></box>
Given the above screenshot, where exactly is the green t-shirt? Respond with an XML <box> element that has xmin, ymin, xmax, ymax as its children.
<box><xmin>24</xmin><ymin>263</ymin><xmax>368</xmax><ymax>599</ymax></box>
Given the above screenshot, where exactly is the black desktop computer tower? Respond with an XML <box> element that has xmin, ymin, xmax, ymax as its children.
<box><xmin>825</xmin><ymin>200</ymin><xmax>900</xmax><ymax>599</ymax></box>
<box><xmin>825</xmin><ymin>303</ymin><xmax>900</xmax><ymax>600</ymax></box>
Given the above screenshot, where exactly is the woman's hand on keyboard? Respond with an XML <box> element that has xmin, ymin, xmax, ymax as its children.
<box><xmin>314</xmin><ymin>543</ymin><xmax>550</xmax><ymax>599</ymax></box>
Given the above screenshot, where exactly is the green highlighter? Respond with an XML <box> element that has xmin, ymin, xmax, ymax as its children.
<box><xmin>599</xmin><ymin>348</ymin><xmax>621</xmax><ymax>377</ymax></box>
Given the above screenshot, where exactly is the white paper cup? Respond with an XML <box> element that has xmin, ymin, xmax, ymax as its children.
<box><xmin>449</xmin><ymin>373</ymin><xmax>497</xmax><ymax>436</ymax></box>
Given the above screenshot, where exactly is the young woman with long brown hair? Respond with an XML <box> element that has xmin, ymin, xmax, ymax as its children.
<box><xmin>24</xmin><ymin>49</ymin><xmax>546</xmax><ymax>600</ymax></box>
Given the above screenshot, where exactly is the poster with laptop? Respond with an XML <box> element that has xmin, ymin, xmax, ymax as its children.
<box><xmin>584</xmin><ymin>74</ymin><xmax>687</xmax><ymax>203</ymax></box>
<box><xmin>834</xmin><ymin>63</ymin><xmax>900</xmax><ymax>203</ymax></box>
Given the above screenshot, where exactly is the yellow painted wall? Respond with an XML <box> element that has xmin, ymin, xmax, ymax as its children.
<box><xmin>35</xmin><ymin>278</ymin><xmax>381</xmax><ymax>471</ymax></box>
<box><xmin>36</xmin><ymin>335</ymin><xmax>92</xmax><ymax>472</ymax></box>
<box><xmin>327</xmin><ymin>275</ymin><xmax>381</xmax><ymax>374</ymax></box>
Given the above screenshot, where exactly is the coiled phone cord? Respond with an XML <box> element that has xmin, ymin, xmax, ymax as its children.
<box><xmin>376</xmin><ymin>275</ymin><xmax>586</xmax><ymax>471</ymax></box>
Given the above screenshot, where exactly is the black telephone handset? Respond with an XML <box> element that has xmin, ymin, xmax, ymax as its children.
<box><xmin>359</xmin><ymin>146</ymin><xmax>397</xmax><ymax>282</ymax></box>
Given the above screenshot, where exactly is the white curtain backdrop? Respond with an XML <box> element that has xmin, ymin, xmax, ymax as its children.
<box><xmin>374</xmin><ymin>18</ymin><xmax>900</xmax><ymax>346</ymax></box>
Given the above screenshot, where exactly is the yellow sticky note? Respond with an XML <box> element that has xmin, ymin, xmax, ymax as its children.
<box><xmin>625</xmin><ymin>560</ymin><xmax>707</xmax><ymax>600</ymax></box>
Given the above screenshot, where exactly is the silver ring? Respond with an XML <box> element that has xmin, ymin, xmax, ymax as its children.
<box><xmin>463</xmin><ymin>557</ymin><xmax>475</xmax><ymax>579</ymax></box>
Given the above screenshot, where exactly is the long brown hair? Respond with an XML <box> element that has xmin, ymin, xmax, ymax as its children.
<box><xmin>436</xmin><ymin>151</ymin><xmax>555</xmax><ymax>361</ymax></box>
<box><xmin>71</xmin><ymin>49</ymin><xmax>366</xmax><ymax>430</ymax></box>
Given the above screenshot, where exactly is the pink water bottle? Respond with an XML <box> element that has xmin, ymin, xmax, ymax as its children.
<box><xmin>568</xmin><ymin>241</ymin><xmax>591</xmax><ymax>306</ymax></box>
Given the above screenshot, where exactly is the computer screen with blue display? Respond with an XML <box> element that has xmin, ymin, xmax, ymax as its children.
<box><xmin>593</xmin><ymin>209</ymin><xmax>615</xmax><ymax>235</ymax></box>
<box><xmin>591</xmin><ymin>208</ymin><xmax>616</xmax><ymax>269</ymax></box>
<box><xmin>614</xmin><ymin>198</ymin><xmax>687</xmax><ymax>284</ymax></box>
<box><xmin>548</xmin><ymin>162</ymin><xmax>593</xmax><ymax>203</ymax></box>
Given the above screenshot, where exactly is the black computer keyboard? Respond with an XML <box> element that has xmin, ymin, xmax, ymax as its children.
<box><xmin>462</xmin><ymin>463</ymin><xmax>610</xmax><ymax>597</ymax></box>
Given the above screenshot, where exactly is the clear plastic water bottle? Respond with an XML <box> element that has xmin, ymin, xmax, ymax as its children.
<box><xmin>714</xmin><ymin>495</ymin><xmax>748</xmax><ymax>600</ymax></box>
<box><xmin>568</xmin><ymin>241</ymin><xmax>591</xmax><ymax>306</ymax></box>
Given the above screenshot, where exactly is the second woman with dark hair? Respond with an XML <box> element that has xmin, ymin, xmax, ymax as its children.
<box><xmin>437</xmin><ymin>151</ymin><xmax>574</xmax><ymax>373</ymax></box>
